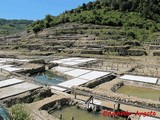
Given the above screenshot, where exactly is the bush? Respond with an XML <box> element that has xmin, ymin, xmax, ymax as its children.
<box><xmin>11</xmin><ymin>104</ymin><xmax>31</xmax><ymax>120</ymax></box>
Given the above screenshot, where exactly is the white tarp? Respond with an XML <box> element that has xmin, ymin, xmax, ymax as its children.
<box><xmin>120</xmin><ymin>75</ymin><xmax>158</xmax><ymax>84</ymax></box>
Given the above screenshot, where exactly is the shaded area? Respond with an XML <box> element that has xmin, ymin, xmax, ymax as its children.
<box><xmin>116</xmin><ymin>86</ymin><xmax>160</xmax><ymax>101</ymax></box>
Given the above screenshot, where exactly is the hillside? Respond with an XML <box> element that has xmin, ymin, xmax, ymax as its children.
<box><xmin>0</xmin><ymin>18</ymin><xmax>33</xmax><ymax>36</ymax></box>
<box><xmin>1</xmin><ymin>0</ymin><xmax>160</xmax><ymax>57</ymax></box>
<box><xmin>29</xmin><ymin>0</ymin><xmax>160</xmax><ymax>33</ymax></box>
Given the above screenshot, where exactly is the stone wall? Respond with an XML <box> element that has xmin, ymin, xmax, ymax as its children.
<box><xmin>123</xmin><ymin>81</ymin><xmax>160</xmax><ymax>90</ymax></box>
<box><xmin>18</xmin><ymin>65</ymin><xmax>45</xmax><ymax>75</ymax></box>
<box><xmin>2</xmin><ymin>88</ymin><xmax>53</xmax><ymax>107</ymax></box>
<box><xmin>82</xmin><ymin>75</ymin><xmax>116</xmax><ymax>88</ymax></box>
<box><xmin>73</xmin><ymin>86</ymin><xmax>160</xmax><ymax>110</ymax></box>
<box><xmin>40</xmin><ymin>98</ymin><xmax>74</xmax><ymax>111</ymax></box>
<box><xmin>81</xmin><ymin>49</ymin><xmax>103</xmax><ymax>55</ymax></box>
<box><xmin>28</xmin><ymin>59</ymin><xmax>45</xmax><ymax>64</ymax></box>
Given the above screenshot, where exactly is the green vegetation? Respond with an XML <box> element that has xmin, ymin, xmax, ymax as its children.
<box><xmin>11</xmin><ymin>104</ymin><xmax>31</xmax><ymax>120</ymax></box>
<box><xmin>116</xmin><ymin>85</ymin><xmax>160</xmax><ymax>100</ymax></box>
<box><xmin>30</xmin><ymin>0</ymin><xmax>160</xmax><ymax>33</ymax></box>
<box><xmin>0</xmin><ymin>18</ymin><xmax>33</xmax><ymax>36</ymax></box>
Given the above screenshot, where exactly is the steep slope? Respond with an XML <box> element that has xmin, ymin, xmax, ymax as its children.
<box><xmin>29</xmin><ymin>0</ymin><xmax>160</xmax><ymax>33</ymax></box>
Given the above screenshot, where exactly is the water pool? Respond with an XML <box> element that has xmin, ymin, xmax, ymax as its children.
<box><xmin>31</xmin><ymin>71</ymin><xmax>66</xmax><ymax>85</ymax></box>
<box><xmin>116</xmin><ymin>85</ymin><xmax>160</xmax><ymax>101</ymax></box>
<box><xmin>0</xmin><ymin>105</ymin><xmax>11</xmax><ymax>120</ymax></box>
<box><xmin>52</xmin><ymin>106</ymin><xmax>124</xmax><ymax>120</ymax></box>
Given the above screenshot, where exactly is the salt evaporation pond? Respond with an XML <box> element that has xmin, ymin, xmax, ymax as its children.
<box><xmin>0</xmin><ymin>105</ymin><xmax>11</xmax><ymax>120</ymax></box>
<box><xmin>31</xmin><ymin>71</ymin><xmax>66</xmax><ymax>85</ymax></box>
<box><xmin>52</xmin><ymin>106</ymin><xmax>124</xmax><ymax>120</ymax></box>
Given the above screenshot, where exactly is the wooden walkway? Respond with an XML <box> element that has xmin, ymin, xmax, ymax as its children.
<box><xmin>72</xmin><ymin>89</ymin><xmax>160</xmax><ymax>112</ymax></box>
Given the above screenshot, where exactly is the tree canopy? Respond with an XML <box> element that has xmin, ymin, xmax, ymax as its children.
<box><xmin>29</xmin><ymin>0</ymin><xmax>160</xmax><ymax>33</ymax></box>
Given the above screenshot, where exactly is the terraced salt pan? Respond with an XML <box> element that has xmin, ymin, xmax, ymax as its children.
<box><xmin>0</xmin><ymin>78</ymin><xmax>24</xmax><ymax>88</ymax></box>
<box><xmin>51</xmin><ymin>57</ymin><xmax>96</xmax><ymax>66</ymax></box>
<box><xmin>0</xmin><ymin>82</ymin><xmax>41</xmax><ymax>100</ymax></box>
<box><xmin>15</xmin><ymin>59</ymin><xmax>29</xmax><ymax>62</ymax></box>
<box><xmin>51</xmin><ymin>60</ymin><xmax>66</xmax><ymax>64</ymax></box>
<box><xmin>58</xmin><ymin>58</ymin><xmax>81</xmax><ymax>61</ymax></box>
<box><xmin>74</xmin><ymin>58</ymin><xmax>96</xmax><ymax>63</ymax></box>
<box><xmin>58</xmin><ymin>78</ymin><xmax>87</xmax><ymax>88</ymax></box>
<box><xmin>157</xmin><ymin>80</ymin><xmax>160</xmax><ymax>85</ymax></box>
<box><xmin>51</xmin><ymin>66</ymin><xmax>111</xmax><ymax>91</ymax></box>
<box><xmin>79</xmin><ymin>71</ymin><xmax>111</xmax><ymax>81</ymax></box>
<box><xmin>3</xmin><ymin>67</ymin><xmax>22</xmax><ymax>72</ymax></box>
<box><xmin>51</xmin><ymin>58</ymin><xmax>81</xmax><ymax>64</ymax></box>
<box><xmin>0</xmin><ymin>58</ymin><xmax>14</xmax><ymax>62</ymax></box>
<box><xmin>50</xmin><ymin>86</ymin><xmax>66</xmax><ymax>92</ymax></box>
<box><xmin>64</xmin><ymin>69</ymin><xmax>91</xmax><ymax>77</ymax></box>
<box><xmin>120</xmin><ymin>75</ymin><xmax>158</xmax><ymax>84</ymax></box>
<box><xmin>62</xmin><ymin>61</ymin><xmax>84</xmax><ymax>66</ymax></box>
<box><xmin>139</xmin><ymin>116</ymin><xmax>159</xmax><ymax>120</ymax></box>
<box><xmin>53</xmin><ymin>66</ymin><xmax>75</xmax><ymax>72</ymax></box>
<box><xmin>0</xmin><ymin>65</ymin><xmax>14</xmax><ymax>68</ymax></box>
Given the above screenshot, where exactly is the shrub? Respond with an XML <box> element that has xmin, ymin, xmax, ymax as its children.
<box><xmin>11</xmin><ymin>104</ymin><xmax>31</xmax><ymax>120</ymax></box>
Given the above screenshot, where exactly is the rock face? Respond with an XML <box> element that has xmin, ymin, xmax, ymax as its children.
<box><xmin>2</xmin><ymin>88</ymin><xmax>53</xmax><ymax>107</ymax></box>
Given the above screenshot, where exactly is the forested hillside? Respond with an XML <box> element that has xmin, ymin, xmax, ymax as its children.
<box><xmin>0</xmin><ymin>19</ymin><xmax>33</xmax><ymax>36</ymax></box>
<box><xmin>29</xmin><ymin>0</ymin><xmax>160</xmax><ymax>33</ymax></box>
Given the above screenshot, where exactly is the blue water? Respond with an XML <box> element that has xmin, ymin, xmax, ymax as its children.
<box><xmin>0</xmin><ymin>105</ymin><xmax>11</xmax><ymax>120</ymax></box>
<box><xmin>31</xmin><ymin>71</ymin><xmax>66</xmax><ymax>85</ymax></box>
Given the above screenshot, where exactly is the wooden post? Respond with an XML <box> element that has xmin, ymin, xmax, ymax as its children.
<box><xmin>117</xmin><ymin>103</ymin><xmax>120</xmax><ymax>111</ymax></box>
<box><xmin>74</xmin><ymin>92</ymin><xmax>76</xmax><ymax>99</ymax></box>
<box><xmin>113</xmin><ymin>104</ymin><xmax>116</xmax><ymax>118</ymax></box>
